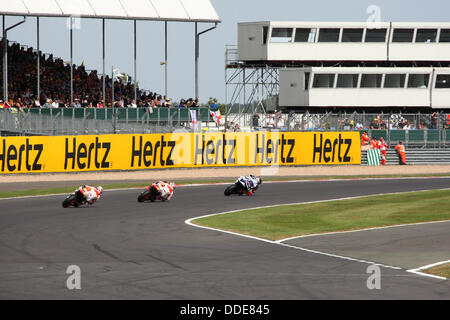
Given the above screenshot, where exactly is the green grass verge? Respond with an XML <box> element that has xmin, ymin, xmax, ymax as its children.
<box><xmin>422</xmin><ymin>263</ymin><xmax>450</xmax><ymax>279</ymax></box>
<box><xmin>192</xmin><ymin>189</ymin><xmax>450</xmax><ymax>241</ymax></box>
<box><xmin>0</xmin><ymin>173</ymin><xmax>449</xmax><ymax>199</ymax></box>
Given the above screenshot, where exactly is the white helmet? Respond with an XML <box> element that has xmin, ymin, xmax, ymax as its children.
<box><xmin>97</xmin><ymin>186</ymin><xmax>103</xmax><ymax>195</ymax></box>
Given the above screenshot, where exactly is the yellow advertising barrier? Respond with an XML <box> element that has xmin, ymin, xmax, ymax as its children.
<box><xmin>0</xmin><ymin>132</ymin><xmax>361</xmax><ymax>174</ymax></box>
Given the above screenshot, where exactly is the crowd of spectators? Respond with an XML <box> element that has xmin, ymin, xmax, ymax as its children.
<box><xmin>0</xmin><ymin>41</ymin><xmax>200</xmax><ymax>110</ymax></box>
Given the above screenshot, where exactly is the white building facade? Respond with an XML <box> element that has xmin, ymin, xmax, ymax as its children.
<box><xmin>237</xmin><ymin>21</ymin><xmax>450</xmax><ymax>109</ymax></box>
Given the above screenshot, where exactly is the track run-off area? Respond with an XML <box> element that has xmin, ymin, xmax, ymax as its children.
<box><xmin>0</xmin><ymin>177</ymin><xmax>449</xmax><ymax>299</ymax></box>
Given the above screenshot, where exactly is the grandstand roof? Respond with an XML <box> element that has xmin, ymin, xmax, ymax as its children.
<box><xmin>0</xmin><ymin>0</ymin><xmax>220</xmax><ymax>22</ymax></box>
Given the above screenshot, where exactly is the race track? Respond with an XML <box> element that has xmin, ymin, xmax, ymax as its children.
<box><xmin>0</xmin><ymin>178</ymin><xmax>449</xmax><ymax>299</ymax></box>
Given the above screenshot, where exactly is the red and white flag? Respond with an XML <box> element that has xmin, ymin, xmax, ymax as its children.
<box><xmin>210</xmin><ymin>110</ymin><xmax>224</xmax><ymax>126</ymax></box>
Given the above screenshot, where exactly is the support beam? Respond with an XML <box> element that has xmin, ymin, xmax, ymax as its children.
<box><xmin>164</xmin><ymin>21</ymin><xmax>168</xmax><ymax>97</ymax></box>
<box><xmin>37</xmin><ymin>17</ymin><xmax>40</xmax><ymax>100</ymax></box>
<box><xmin>70</xmin><ymin>17</ymin><xmax>73</xmax><ymax>105</ymax></box>
<box><xmin>102</xmin><ymin>18</ymin><xmax>105</xmax><ymax>105</ymax></box>
<box><xmin>194</xmin><ymin>22</ymin><xmax>218</xmax><ymax>100</ymax></box>
<box><xmin>134</xmin><ymin>19</ymin><xmax>137</xmax><ymax>102</ymax></box>
<box><xmin>2</xmin><ymin>15</ymin><xmax>26</xmax><ymax>103</ymax></box>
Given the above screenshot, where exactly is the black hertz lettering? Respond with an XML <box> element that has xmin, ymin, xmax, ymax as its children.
<box><xmin>255</xmin><ymin>134</ymin><xmax>294</xmax><ymax>164</ymax></box>
<box><xmin>0</xmin><ymin>139</ymin><xmax>43</xmax><ymax>173</ymax></box>
<box><xmin>313</xmin><ymin>134</ymin><xmax>352</xmax><ymax>163</ymax></box>
<box><xmin>194</xmin><ymin>135</ymin><xmax>236</xmax><ymax>165</ymax></box>
<box><xmin>131</xmin><ymin>136</ymin><xmax>175</xmax><ymax>168</ymax></box>
<box><xmin>64</xmin><ymin>137</ymin><xmax>110</xmax><ymax>170</ymax></box>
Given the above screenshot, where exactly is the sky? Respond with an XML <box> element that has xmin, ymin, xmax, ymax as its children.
<box><xmin>4</xmin><ymin>0</ymin><xmax>450</xmax><ymax>104</ymax></box>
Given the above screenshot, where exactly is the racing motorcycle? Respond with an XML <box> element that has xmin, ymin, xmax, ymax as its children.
<box><xmin>62</xmin><ymin>188</ymin><xmax>89</xmax><ymax>208</ymax></box>
<box><xmin>224</xmin><ymin>177</ymin><xmax>249</xmax><ymax>196</ymax></box>
<box><xmin>137</xmin><ymin>183</ymin><xmax>162</xmax><ymax>202</ymax></box>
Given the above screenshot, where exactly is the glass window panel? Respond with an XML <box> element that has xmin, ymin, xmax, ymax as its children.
<box><xmin>407</xmin><ymin>74</ymin><xmax>430</xmax><ymax>88</ymax></box>
<box><xmin>384</xmin><ymin>74</ymin><xmax>406</xmax><ymax>88</ymax></box>
<box><xmin>312</xmin><ymin>74</ymin><xmax>335</xmax><ymax>88</ymax></box>
<box><xmin>439</xmin><ymin>29</ymin><xmax>450</xmax><ymax>42</ymax></box>
<box><xmin>318</xmin><ymin>28</ymin><xmax>340</xmax><ymax>42</ymax></box>
<box><xmin>263</xmin><ymin>26</ymin><xmax>268</xmax><ymax>44</ymax></box>
<box><xmin>295</xmin><ymin>28</ymin><xmax>317</xmax><ymax>42</ymax></box>
<box><xmin>342</xmin><ymin>29</ymin><xmax>363</xmax><ymax>42</ymax></box>
<box><xmin>270</xmin><ymin>28</ymin><xmax>293</xmax><ymax>43</ymax></box>
<box><xmin>392</xmin><ymin>29</ymin><xmax>414</xmax><ymax>42</ymax></box>
<box><xmin>360</xmin><ymin>74</ymin><xmax>383</xmax><ymax>88</ymax></box>
<box><xmin>415</xmin><ymin>29</ymin><xmax>437</xmax><ymax>43</ymax></box>
<box><xmin>435</xmin><ymin>75</ymin><xmax>450</xmax><ymax>88</ymax></box>
<box><xmin>336</xmin><ymin>74</ymin><xmax>359</xmax><ymax>88</ymax></box>
<box><xmin>365</xmin><ymin>28</ymin><xmax>387</xmax><ymax>42</ymax></box>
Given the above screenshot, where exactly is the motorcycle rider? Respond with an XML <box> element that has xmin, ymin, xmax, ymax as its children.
<box><xmin>237</xmin><ymin>175</ymin><xmax>262</xmax><ymax>196</ymax></box>
<box><xmin>78</xmin><ymin>185</ymin><xmax>103</xmax><ymax>205</ymax></box>
<box><xmin>153</xmin><ymin>181</ymin><xmax>175</xmax><ymax>201</ymax></box>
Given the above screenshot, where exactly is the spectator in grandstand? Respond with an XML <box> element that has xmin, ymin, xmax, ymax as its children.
<box><xmin>209</xmin><ymin>98</ymin><xmax>219</xmax><ymax>111</ymax></box>
<box><xmin>252</xmin><ymin>113</ymin><xmax>260</xmax><ymax>130</ymax></box>
<box><xmin>179</xmin><ymin>99</ymin><xmax>187</xmax><ymax>108</ymax></box>
<box><xmin>43</xmin><ymin>99</ymin><xmax>53</xmax><ymax>108</ymax></box>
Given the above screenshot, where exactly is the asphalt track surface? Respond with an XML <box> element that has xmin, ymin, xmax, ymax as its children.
<box><xmin>0</xmin><ymin>178</ymin><xmax>449</xmax><ymax>299</ymax></box>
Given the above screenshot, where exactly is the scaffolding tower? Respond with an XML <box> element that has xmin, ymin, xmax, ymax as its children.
<box><xmin>225</xmin><ymin>45</ymin><xmax>279</xmax><ymax>127</ymax></box>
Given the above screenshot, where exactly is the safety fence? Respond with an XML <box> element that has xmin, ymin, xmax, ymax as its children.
<box><xmin>361</xmin><ymin>149</ymin><xmax>450</xmax><ymax>165</ymax></box>
<box><xmin>0</xmin><ymin>131</ymin><xmax>361</xmax><ymax>174</ymax></box>
<box><xmin>0</xmin><ymin>107</ymin><xmax>215</xmax><ymax>136</ymax></box>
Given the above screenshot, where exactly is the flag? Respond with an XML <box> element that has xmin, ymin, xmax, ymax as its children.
<box><xmin>210</xmin><ymin>110</ymin><xmax>224</xmax><ymax>126</ymax></box>
<box><xmin>367</xmin><ymin>149</ymin><xmax>381</xmax><ymax>166</ymax></box>
<box><xmin>190</xmin><ymin>110</ymin><xmax>200</xmax><ymax>131</ymax></box>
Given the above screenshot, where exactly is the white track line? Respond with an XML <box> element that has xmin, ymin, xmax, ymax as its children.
<box><xmin>407</xmin><ymin>260</ymin><xmax>450</xmax><ymax>280</ymax></box>
<box><xmin>186</xmin><ymin>189</ymin><xmax>450</xmax><ymax>279</ymax></box>
<box><xmin>1</xmin><ymin>175</ymin><xmax>449</xmax><ymax>201</ymax></box>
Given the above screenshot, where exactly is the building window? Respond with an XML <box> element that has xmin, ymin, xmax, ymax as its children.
<box><xmin>270</xmin><ymin>28</ymin><xmax>293</xmax><ymax>43</ymax></box>
<box><xmin>360</xmin><ymin>74</ymin><xmax>382</xmax><ymax>88</ymax></box>
<box><xmin>435</xmin><ymin>75</ymin><xmax>450</xmax><ymax>88</ymax></box>
<box><xmin>392</xmin><ymin>29</ymin><xmax>414</xmax><ymax>42</ymax></box>
<box><xmin>415</xmin><ymin>29</ymin><xmax>437</xmax><ymax>43</ymax></box>
<box><xmin>263</xmin><ymin>26</ymin><xmax>268</xmax><ymax>44</ymax></box>
<box><xmin>407</xmin><ymin>74</ymin><xmax>430</xmax><ymax>88</ymax></box>
<box><xmin>312</xmin><ymin>74</ymin><xmax>335</xmax><ymax>88</ymax></box>
<box><xmin>305</xmin><ymin>72</ymin><xmax>311</xmax><ymax>90</ymax></box>
<box><xmin>295</xmin><ymin>28</ymin><xmax>317</xmax><ymax>42</ymax></box>
<box><xmin>336</xmin><ymin>74</ymin><xmax>359</xmax><ymax>88</ymax></box>
<box><xmin>318</xmin><ymin>28</ymin><xmax>340</xmax><ymax>42</ymax></box>
<box><xmin>342</xmin><ymin>29</ymin><xmax>364</xmax><ymax>42</ymax></box>
<box><xmin>384</xmin><ymin>74</ymin><xmax>406</xmax><ymax>88</ymax></box>
<box><xmin>365</xmin><ymin>28</ymin><xmax>387</xmax><ymax>42</ymax></box>
<box><xmin>439</xmin><ymin>29</ymin><xmax>450</xmax><ymax>42</ymax></box>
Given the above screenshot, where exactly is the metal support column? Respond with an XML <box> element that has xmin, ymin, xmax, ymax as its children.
<box><xmin>70</xmin><ymin>17</ymin><xmax>73</xmax><ymax>105</ymax></box>
<box><xmin>195</xmin><ymin>22</ymin><xmax>217</xmax><ymax>101</ymax></box>
<box><xmin>102</xmin><ymin>19</ymin><xmax>105</xmax><ymax>104</ymax></box>
<box><xmin>164</xmin><ymin>21</ymin><xmax>168</xmax><ymax>97</ymax></box>
<box><xmin>2</xmin><ymin>15</ymin><xmax>26</xmax><ymax>103</ymax></box>
<box><xmin>37</xmin><ymin>17</ymin><xmax>40</xmax><ymax>99</ymax></box>
<box><xmin>134</xmin><ymin>19</ymin><xmax>137</xmax><ymax>102</ymax></box>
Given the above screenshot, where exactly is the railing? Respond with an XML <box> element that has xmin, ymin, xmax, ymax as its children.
<box><xmin>0</xmin><ymin>107</ymin><xmax>214</xmax><ymax>136</ymax></box>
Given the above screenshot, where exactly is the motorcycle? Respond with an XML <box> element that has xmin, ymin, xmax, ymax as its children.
<box><xmin>137</xmin><ymin>183</ymin><xmax>162</xmax><ymax>202</ymax></box>
<box><xmin>62</xmin><ymin>189</ymin><xmax>89</xmax><ymax>208</ymax></box>
<box><xmin>224</xmin><ymin>177</ymin><xmax>249</xmax><ymax>196</ymax></box>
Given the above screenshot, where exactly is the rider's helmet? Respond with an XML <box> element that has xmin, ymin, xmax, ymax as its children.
<box><xmin>97</xmin><ymin>186</ymin><xmax>103</xmax><ymax>195</ymax></box>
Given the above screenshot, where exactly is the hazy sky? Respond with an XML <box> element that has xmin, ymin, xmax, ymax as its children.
<box><xmin>4</xmin><ymin>0</ymin><xmax>450</xmax><ymax>103</ymax></box>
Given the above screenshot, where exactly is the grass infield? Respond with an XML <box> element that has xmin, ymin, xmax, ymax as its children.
<box><xmin>0</xmin><ymin>173</ymin><xmax>449</xmax><ymax>199</ymax></box>
<box><xmin>192</xmin><ymin>189</ymin><xmax>450</xmax><ymax>241</ymax></box>
<box><xmin>422</xmin><ymin>263</ymin><xmax>450</xmax><ymax>279</ymax></box>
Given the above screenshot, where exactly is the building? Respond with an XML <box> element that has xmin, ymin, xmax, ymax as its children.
<box><xmin>233</xmin><ymin>21</ymin><xmax>450</xmax><ymax>111</ymax></box>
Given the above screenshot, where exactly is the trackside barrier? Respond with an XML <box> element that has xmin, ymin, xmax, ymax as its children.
<box><xmin>366</xmin><ymin>149</ymin><xmax>381</xmax><ymax>166</ymax></box>
<box><xmin>0</xmin><ymin>131</ymin><xmax>361</xmax><ymax>174</ymax></box>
